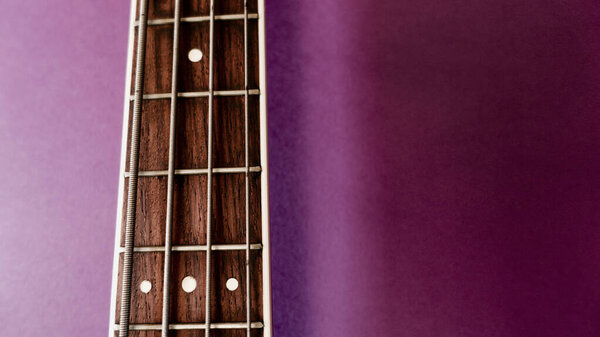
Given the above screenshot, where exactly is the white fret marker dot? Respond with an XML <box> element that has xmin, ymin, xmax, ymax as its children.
<box><xmin>226</xmin><ymin>278</ymin><xmax>239</xmax><ymax>291</ymax></box>
<box><xmin>139</xmin><ymin>280</ymin><xmax>152</xmax><ymax>294</ymax></box>
<box><xmin>182</xmin><ymin>276</ymin><xmax>197</xmax><ymax>293</ymax></box>
<box><xmin>188</xmin><ymin>49</ymin><xmax>203</xmax><ymax>62</ymax></box>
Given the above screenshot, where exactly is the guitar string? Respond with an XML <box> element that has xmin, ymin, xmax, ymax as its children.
<box><xmin>244</xmin><ymin>0</ymin><xmax>252</xmax><ymax>336</ymax></box>
<box><xmin>119</xmin><ymin>0</ymin><xmax>149</xmax><ymax>336</ymax></box>
<box><xmin>161</xmin><ymin>0</ymin><xmax>182</xmax><ymax>335</ymax></box>
<box><xmin>205</xmin><ymin>0</ymin><xmax>216</xmax><ymax>336</ymax></box>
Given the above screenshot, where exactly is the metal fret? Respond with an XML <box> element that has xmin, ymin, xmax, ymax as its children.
<box><xmin>124</xmin><ymin>166</ymin><xmax>262</xmax><ymax>177</ymax></box>
<box><xmin>134</xmin><ymin>13</ymin><xmax>259</xmax><ymax>26</ymax></box>
<box><xmin>205</xmin><ymin>1</ymin><xmax>216</xmax><ymax>336</ymax></box>
<box><xmin>160</xmin><ymin>0</ymin><xmax>182</xmax><ymax>335</ymax></box>
<box><xmin>119</xmin><ymin>243</ymin><xmax>263</xmax><ymax>253</ymax></box>
<box><xmin>118</xmin><ymin>0</ymin><xmax>149</xmax><ymax>336</ymax></box>
<box><xmin>114</xmin><ymin>322</ymin><xmax>264</xmax><ymax>331</ymax></box>
<box><xmin>129</xmin><ymin>89</ymin><xmax>260</xmax><ymax>100</ymax></box>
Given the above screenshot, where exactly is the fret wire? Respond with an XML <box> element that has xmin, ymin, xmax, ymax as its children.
<box><xmin>129</xmin><ymin>89</ymin><xmax>260</xmax><ymax>100</ymax></box>
<box><xmin>205</xmin><ymin>1</ymin><xmax>216</xmax><ymax>336</ymax></box>
<box><xmin>124</xmin><ymin>166</ymin><xmax>262</xmax><ymax>177</ymax></box>
<box><xmin>114</xmin><ymin>322</ymin><xmax>265</xmax><ymax>330</ymax></box>
<box><xmin>119</xmin><ymin>0</ymin><xmax>150</xmax><ymax>336</ymax></box>
<box><xmin>119</xmin><ymin>243</ymin><xmax>263</xmax><ymax>253</ymax></box>
<box><xmin>243</xmin><ymin>1</ymin><xmax>252</xmax><ymax>337</ymax></box>
<box><xmin>160</xmin><ymin>0</ymin><xmax>182</xmax><ymax>335</ymax></box>
<box><xmin>134</xmin><ymin>13</ymin><xmax>259</xmax><ymax>26</ymax></box>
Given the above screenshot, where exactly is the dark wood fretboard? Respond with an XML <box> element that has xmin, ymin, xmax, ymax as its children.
<box><xmin>108</xmin><ymin>0</ymin><xmax>271</xmax><ymax>336</ymax></box>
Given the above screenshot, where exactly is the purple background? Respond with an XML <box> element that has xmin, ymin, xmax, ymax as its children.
<box><xmin>1</xmin><ymin>1</ymin><xmax>600</xmax><ymax>336</ymax></box>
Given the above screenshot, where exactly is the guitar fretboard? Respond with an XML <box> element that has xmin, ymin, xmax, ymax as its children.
<box><xmin>108</xmin><ymin>0</ymin><xmax>271</xmax><ymax>336</ymax></box>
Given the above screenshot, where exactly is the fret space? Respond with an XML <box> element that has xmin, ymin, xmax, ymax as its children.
<box><xmin>130</xmin><ymin>16</ymin><xmax>259</xmax><ymax>94</ymax></box>
<box><xmin>114</xmin><ymin>251</ymin><xmax>263</xmax><ymax>325</ymax></box>
<box><xmin>125</xmin><ymin>96</ymin><xmax>260</xmax><ymax>171</ymax></box>
<box><xmin>120</xmin><ymin>174</ymin><xmax>262</xmax><ymax>247</ymax></box>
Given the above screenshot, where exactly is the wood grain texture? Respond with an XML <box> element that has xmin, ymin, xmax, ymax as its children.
<box><xmin>131</xmin><ymin>8</ymin><xmax>259</xmax><ymax>94</ymax></box>
<box><xmin>115</xmin><ymin>251</ymin><xmax>262</xmax><ymax>324</ymax></box>
<box><xmin>114</xmin><ymin>0</ymin><xmax>266</xmax><ymax>334</ymax></box>
<box><xmin>120</xmin><ymin>174</ymin><xmax>262</xmax><ymax>246</ymax></box>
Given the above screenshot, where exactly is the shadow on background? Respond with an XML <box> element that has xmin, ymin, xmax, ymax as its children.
<box><xmin>266</xmin><ymin>1</ymin><xmax>312</xmax><ymax>336</ymax></box>
<box><xmin>267</xmin><ymin>1</ymin><xmax>600</xmax><ymax>337</ymax></box>
<box><xmin>347</xmin><ymin>1</ymin><xmax>600</xmax><ymax>336</ymax></box>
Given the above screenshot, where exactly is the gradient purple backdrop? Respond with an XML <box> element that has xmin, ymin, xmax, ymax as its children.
<box><xmin>1</xmin><ymin>1</ymin><xmax>600</xmax><ymax>336</ymax></box>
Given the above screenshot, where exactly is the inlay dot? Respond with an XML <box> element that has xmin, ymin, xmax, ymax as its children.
<box><xmin>182</xmin><ymin>276</ymin><xmax>197</xmax><ymax>293</ymax></box>
<box><xmin>139</xmin><ymin>280</ymin><xmax>152</xmax><ymax>294</ymax></box>
<box><xmin>226</xmin><ymin>277</ymin><xmax>239</xmax><ymax>291</ymax></box>
<box><xmin>188</xmin><ymin>48</ymin><xmax>203</xmax><ymax>62</ymax></box>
